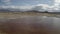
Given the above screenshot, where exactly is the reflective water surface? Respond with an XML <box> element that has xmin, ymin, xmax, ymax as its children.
<box><xmin>0</xmin><ymin>16</ymin><xmax>60</xmax><ymax>34</ymax></box>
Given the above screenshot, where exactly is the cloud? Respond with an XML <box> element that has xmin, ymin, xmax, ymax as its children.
<box><xmin>36</xmin><ymin>4</ymin><xmax>50</xmax><ymax>10</ymax></box>
<box><xmin>2</xmin><ymin>0</ymin><xmax>10</xmax><ymax>2</ymax></box>
<box><xmin>54</xmin><ymin>0</ymin><xmax>60</xmax><ymax>3</ymax></box>
<box><xmin>31</xmin><ymin>3</ymin><xmax>60</xmax><ymax>12</ymax></box>
<box><xmin>32</xmin><ymin>0</ymin><xmax>60</xmax><ymax>11</ymax></box>
<box><xmin>1</xmin><ymin>0</ymin><xmax>11</xmax><ymax>5</ymax></box>
<box><xmin>54</xmin><ymin>0</ymin><xmax>60</xmax><ymax>7</ymax></box>
<box><xmin>0</xmin><ymin>5</ymin><xmax>34</xmax><ymax>11</ymax></box>
<box><xmin>32</xmin><ymin>4</ymin><xmax>51</xmax><ymax>10</ymax></box>
<box><xmin>0</xmin><ymin>4</ymin><xmax>59</xmax><ymax>11</ymax></box>
<box><xmin>49</xmin><ymin>0</ymin><xmax>60</xmax><ymax>11</ymax></box>
<box><xmin>0</xmin><ymin>0</ymin><xmax>60</xmax><ymax>12</ymax></box>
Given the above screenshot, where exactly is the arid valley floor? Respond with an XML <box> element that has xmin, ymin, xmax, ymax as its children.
<box><xmin>0</xmin><ymin>12</ymin><xmax>60</xmax><ymax>34</ymax></box>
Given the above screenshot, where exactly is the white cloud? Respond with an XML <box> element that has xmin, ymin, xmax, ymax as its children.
<box><xmin>54</xmin><ymin>0</ymin><xmax>60</xmax><ymax>3</ymax></box>
<box><xmin>54</xmin><ymin>0</ymin><xmax>60</xmax><ymax>7</ymax></box>
<box><xmin>0</xmin><ymin>3</ymin><xmax>60</xmax><ymax>12</ymax></box>
<box><xmin>12</xmin><ymin>6</ymin><xmax>34</xmax><ymax>10</ymax></box>
<box><xmin>49</xmin><ymin>0</ymin><xmax>60</xmax><ymax>11</ymax></box>
<box><xmin>0</xmin><ymin>5</ymin><xmax>34</xmax><ymax>11</ymax></box>
<box><xmin>32</xmin><ymin>3</ymin><xmax>60</xmax><ymax>12</ymax></box>
<box><xmin>37</xmin><ymin>4</ymin><xmax>50</xmax><ymax>10</ymax></box>
<box><xmin>0</xmin><ymin>0</ymin><xmax>60</xmax><ymax>12</ymax></box>
<box><xmin>34</xmin><ymin>0</ymin><xmax>59</xmax><ymax>11</ymax></box>
<box><xmin>31</xmin><ymin>4</ymin><xmax>51</xmax><ymax>11</ymax></box>
<box><xmin>0</xmin><ymin>4</ymin><xmax>59</xmax><ymax>11</ymax></box>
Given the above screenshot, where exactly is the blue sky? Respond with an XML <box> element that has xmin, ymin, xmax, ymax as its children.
<box><xmin>0</xmin><ymin>0</ymin><xmax>60</xmax><ymax>12</ymax></box>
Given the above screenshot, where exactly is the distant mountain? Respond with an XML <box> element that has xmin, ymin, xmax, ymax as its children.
<box><xmin>0</xmin><ymin>8</ymin><xmax>49</xmax><ymax>13</ymax></box>
<box><xmin>0</xmin><ymin>8</ymin><xmax>60</xmax><ymax>13</ymax></box>
<box><xmin>0</xmin><ymin>8</ymin><xmax>21</xmax><ymax>12</ymax></box>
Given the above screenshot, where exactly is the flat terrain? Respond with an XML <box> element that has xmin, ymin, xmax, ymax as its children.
<box><xmin>0</xmin><ymin>12</ymin><xmax>59</xmax><ymax>19</ymax></box>
<box><xmin>0</xmin><ymin>12</ymin><xmax>60</xmax><ymax>34</ymax></box>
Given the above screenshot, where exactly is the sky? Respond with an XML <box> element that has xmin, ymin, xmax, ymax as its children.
<box><xmin>0</xmin><ymin>0</ymin><xmax>60</xmax><ymax>12</ymax></box>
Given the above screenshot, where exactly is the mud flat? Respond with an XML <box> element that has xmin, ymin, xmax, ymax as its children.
<box><xmin>0</xmin><ymin>16</ymin><xmax>60</xmax><ymax>34</ymax></box>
